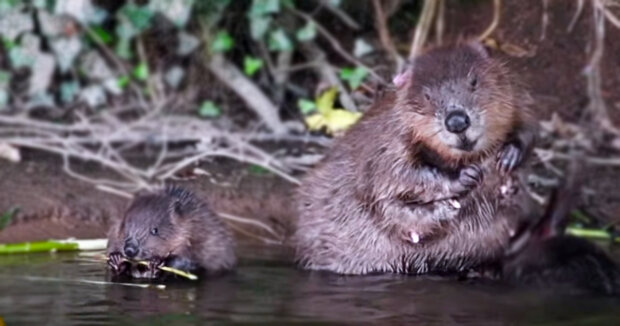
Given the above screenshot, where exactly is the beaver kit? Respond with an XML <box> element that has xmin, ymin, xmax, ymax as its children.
<box><xmin>293</xmin><ymin>41</ymin><xmax>539</xmax><ymax>275</ymax></box>
<box><xmin>106</xmin><ymin>186</ymin><xmax>236</xmax><ymax>280</ymax></box>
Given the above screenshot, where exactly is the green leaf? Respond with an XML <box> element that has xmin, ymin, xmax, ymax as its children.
<box><xmin>115</xmin><ymin>38</ymin><xmax>133</xmax><ymax>59</ymax></box>
<box><xmin>340</xmin><ymin>67</ymin><xmax>368</xmax><ymax>89</ymax></box>
<box><xmin>249</xmin><ymin>0</ymin><xmax>280</xmax><ymax>16</ymax></box>
<box><xmin>0</xmin><ymin>70</ymin><xmax>10</xmax><ymax>86</ymax></box>
<box><xmin>211</xmin><ymin>30</ymin><xmax>234</xmax><ymax>53</ymax></box>
<box><xmin>268</xmin><ymin>29</ymin><xmax>293</xmax><ymax>52</ymax></box>
<box><xmin>297</xmin><ymin>99</ymin><xmax>316</xmax><ymax>115</ymax></box>
<box><xmin>328</xmin><ymin>0</ymin><xmax>341</xmax><ymax>6</ymax></box>
<box><xmin>2</xmin><ymin>38</ymin><xmax>16</xmax><ymax>50</ymax></box>
<box><xmin>248</xmin><ymin>164</ymin><xmax>269</xmax><ymax>175</ymax></box>
<box><xmin>120</xmin><ymin>3</ymin><xmax>153</xmax><ymax>31</ymax></box>
<box><xmin>281</xmin><ymin>0</ymin><xmax>296</xmax><ymax>8</ymax></box>
<box><xmin>243</xmin><ymin>56</ymin><xmax>263</xmax><ymax>76</ymax></box>
<box><xmin>8</xmin><ymin>46</ymin><xmax>35</xmax><ymax>68</ymax></box>
<box><xmin>249</xmin><ymin>15</ymin><xmax>271</xmax><ymax>40</ymax></box>
<box><xmin>0</xmin><ymin>208</ymin><xmax>17</xmax><ymax>231</ymax></box>
<box><xmin>60</xmin><ymin>81</ymin><xmax>80</xmax><ymax>104</ymax></box>
<box><xmin>91</xmin><ymin>26</ymin><xmax>113</xmax><ymax>44</ymax></box>
<box><xmin>116</xmin><ymin>75</ymin><xmax>130</xmax><ymax>88</ymax></box>
<box><xmin>296</xmin><ymin>22</ymin><xmax>316</xmax><ymax>42</ymax></box>
<box><xmin>198</xmin><ymin>101</ymin><xmax>221</xmax><ymax>118</ymax></box>
<box><xmin>132</xmin><ymin>62</ymin><xmax>149</xmax><ymax>81</ymax></box>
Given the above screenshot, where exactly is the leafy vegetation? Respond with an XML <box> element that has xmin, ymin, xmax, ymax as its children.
<box><xmin>0</xmin><ymin>0</ymin><xmax>372</xmax><ymax>136</ymax></box>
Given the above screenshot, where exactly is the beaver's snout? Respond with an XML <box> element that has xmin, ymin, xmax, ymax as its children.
<box><xmin>123</xmin><ymin>239</ymin><xmax>139</xmax><ymax>258</ymax></box>
<box><xmin>445</xmin><ymin>110</ymin><xmax>470</xmax><ymax>134</ymax></box>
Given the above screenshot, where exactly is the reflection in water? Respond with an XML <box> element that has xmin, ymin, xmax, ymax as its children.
<box><xmin>0</xmin><ymin>245</ymin><xmax>620</xmax><ymax>325</ymax></box>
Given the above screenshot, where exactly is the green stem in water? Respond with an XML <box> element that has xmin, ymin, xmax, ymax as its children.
<box><xmin>0</xmin><ymin>239</ymin><xmax>108</xmax><ymax>254</ymax></box>
<box><xmin>566</xmin><ymin>227</ymin><xmax>620</xmax><ymax>243</ymax></box>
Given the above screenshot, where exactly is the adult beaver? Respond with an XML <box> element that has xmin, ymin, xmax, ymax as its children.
<box><xmin>293</xmin><ymin>41</ymin><xmax>538</xmax><ymax>275</ymax></box>
<box><xmin>107</xmin><ymin>186</ymin><xmax>236</xmax><ymax>279</ymax></box>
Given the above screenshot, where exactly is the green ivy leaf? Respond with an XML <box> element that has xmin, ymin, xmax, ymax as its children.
<box><xmin>328</xmin><ymin>0</ymin><xmax>341</xmax><ymax>6</ymax></box>
<box><xmin>120</xmin><ymin>3</ymin><xmax>153</xmax><ymax>31</ymax></box>
<box><xmin>340</xmin><ymin>67</ymin><xmax>368</xmax><ymax>89</ymax></box>
<box><xmin>0</xmin><ymin>70</ymin><xmax>10</xmax><ymax>86</ymax></box>
<box><xmin>198</xmin><ymin>101</ymin><xmax>221</xmax><ymax>118</ymax></box>
<box><xmin>243</xmin><ymin>56</ymin><xmax>263</xmax><ymax>76</ymax></box>
<box><xmin>60</xmin><ymin>80</ymin><xmax>80</xmax><ymax>104</ymax></box>
<box><xmin>91</xmin><ymin>26</ymin><xmax>113</xmax><ymax>44</ymax></box>
<box><xmin>296</xmin><ymin>22</ymin><xmax>316</xmax><ymax>42</ymax></box>
<box><xmin>132</xmin><ymin>62</ymin><xmax>149</xmax><ymax>81</ymax></box>
<box><xmin>268</xmin><ymin>29</ymin><xmax>293</xmax><ymax>52</ymax></box>
<box><xmin>249</xmin><ymin>15</ymin><xmax>271</xmax><ymax>40</ymax></box>
<box><xmin>297</xmin><ymin>99</ymin><xmax>316</xmax><ymax>115</ymax></box>
<box><xmin>0</xmin><ymin>208</ymin><xmax>18</xmax><ymax>231</ymax></box>
<box><xmin>249</xmin><ymin>0</ymin><xmax>280</xmax><ymax>17</ymax></box>
<box><xmin>115</xmin><ymin>76</ymin><xmax>129</xmax><ymax>89</ymax></box>
<box><xmin>115</xmin><ymin>38</ymin><xmax>133</xmax><ymax>59</ymax></box>
<box><xmin>281</xmin><ymin>0</ymin><xmax>296</xmax><ymax>8</ymax></box>
<box><xmin>248</xmin><ymin>164</ymin><xmax>269</xmax><ymax>175</ymax></box>
<box><xmin>211</xmin><ymin>30</ymin><xmax>234</xmax><ymax>53</ymax></box>
<box><xmin>2</xmin><ymin>38</ymin><xmax>16</xmax><ymax>50</ymax></box>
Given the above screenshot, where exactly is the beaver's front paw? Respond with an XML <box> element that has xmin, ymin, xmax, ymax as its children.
<box><xmin>107</xmin><ymin>252</ymin><xmax>129</xmax><ymax>275</ymax></box>
<box><xmin>451</xmin><ymin>164</ymin><xmax>484</xmax><ymax>196</ymax></box>
<box><xmin>147</xmin><ymin>257</ymin><xmax>165</xmax><ymax>279</ymax></box>
<box><xmin>497</xmin><ymin>141</ymin><xmax>524</xmax><ymax>174</ymax></box>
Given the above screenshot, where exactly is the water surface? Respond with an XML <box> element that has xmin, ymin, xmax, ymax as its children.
<box><xmin>1</xmin><ymin>244</ymin><xmax>619</xmax><ymax>325</ymax></box>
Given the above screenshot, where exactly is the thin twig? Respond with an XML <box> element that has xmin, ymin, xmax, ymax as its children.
<box><xmin>218</xmin><ymin>212</ymin><xmax>283</xmax><ymax>240</ymax></box>
<box><xmin>567</xmin><ymin>0</ymin><xmax>585</xmax><ymax>32</ymax></box>
<box><xmin>321</xmin><ymin>0</ymin><xmax>361</xmax><ymax>30</ymax></box>
<box><xmin>289</xmin><ymin>8</ymin><xmax>387</xmax><ymax>84</ymax></box>
<box><xmin>478</xmin><ymin>0</ymin><xmax>501</xmax><ymax>41</ymax></box>
<box><xmin>410</xmin><ymin>0</ymin><xmax>438</xmax><ymax>58</ymax></box>
<box><xmin>371</xmin><ymin>0</ymin><xmax>404</xmax><ymax>70</ymax></box>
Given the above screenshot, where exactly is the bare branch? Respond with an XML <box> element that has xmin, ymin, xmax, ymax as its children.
<box><xmin>207</xmin><ymin>54</ymin><xmax>288</xmax><ymax>134</ymax></box>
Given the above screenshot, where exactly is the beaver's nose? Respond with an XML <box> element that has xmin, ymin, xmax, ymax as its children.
<box><xmin>445</xmin><ymin>111</ymin><xmax>470</xmax><ymax>134</ymax></box>
<box><xmin>123</xmin><ymin>241</ymin><xmax>139</xmax><ymax>258</ymax></box>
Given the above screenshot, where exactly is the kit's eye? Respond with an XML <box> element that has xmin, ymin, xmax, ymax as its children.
<box><xmin>150</xmin><ymin>227</ymin><xmax>159</xmax><ymax>236</ymax></box>
<box><xmin>469</xmin><ymin>75</ymin><xmax>478</xmax><ymax>89</ymax></box>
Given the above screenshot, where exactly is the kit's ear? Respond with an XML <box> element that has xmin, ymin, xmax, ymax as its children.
<box><xmin>468</xmin><ymin>40</ymin><xmax>490</xmax><ymax>59</ymax></box>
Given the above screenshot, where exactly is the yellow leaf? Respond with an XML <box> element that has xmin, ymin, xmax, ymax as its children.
<box><xmin>324</xmin><ymin>110</ymin><xmax>362</xmax><ymax>133</ymax></box>
<box><xmin>316</xmin><ymin>86</ymin><xmax>338</xmax><ymax>115</ymax></box>
<box><xmin>304</xmin><ymin>113</ymin><xmax>326</xmax><ymax>131</ymax></box>
<box><xmin>304</xmin><ymin>109</ymin><xmax>361</xmax><ymax>135</ymax></box>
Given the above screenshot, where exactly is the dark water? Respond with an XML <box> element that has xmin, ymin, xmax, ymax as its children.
<box><xmin>1</xmin><ymin>245</ymin><xmax>620</xmax><ymax>326</ymax></box>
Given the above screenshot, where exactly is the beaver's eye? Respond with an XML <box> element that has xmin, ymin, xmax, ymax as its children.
<box><xmin>469</xmin><ymin>76</ymin><xmax>478</xmax><ymax>89</ymax></box>
<box><xmin>150</xmin><ymin>227</ymin><xmax>159</xmax><ymax>236</ymax></box>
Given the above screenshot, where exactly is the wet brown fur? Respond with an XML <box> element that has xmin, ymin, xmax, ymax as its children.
<box><xmin>107</xmin><ymin>186</ymin><xmax>236</xmax><ymax>278</ymax></box>
<box><xmin>293</xmin><ymin>41</ymin><xmax>538</xmax><ymax>275</ymax></box>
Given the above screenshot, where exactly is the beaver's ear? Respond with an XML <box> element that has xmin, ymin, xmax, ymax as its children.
<box><xmin>169</xmin><ymin>199</ymin><xmax>184</xmax><ymax>225</ymax></box>
<box><xmin>393</xmin><ymin>60</ymin><xmax>413</xmax><ymax>89</ymax></box>
<box><xmin>468</xmin><ymin>40</ymin><xmax>490</xmax><ymax>59</ymax></box>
